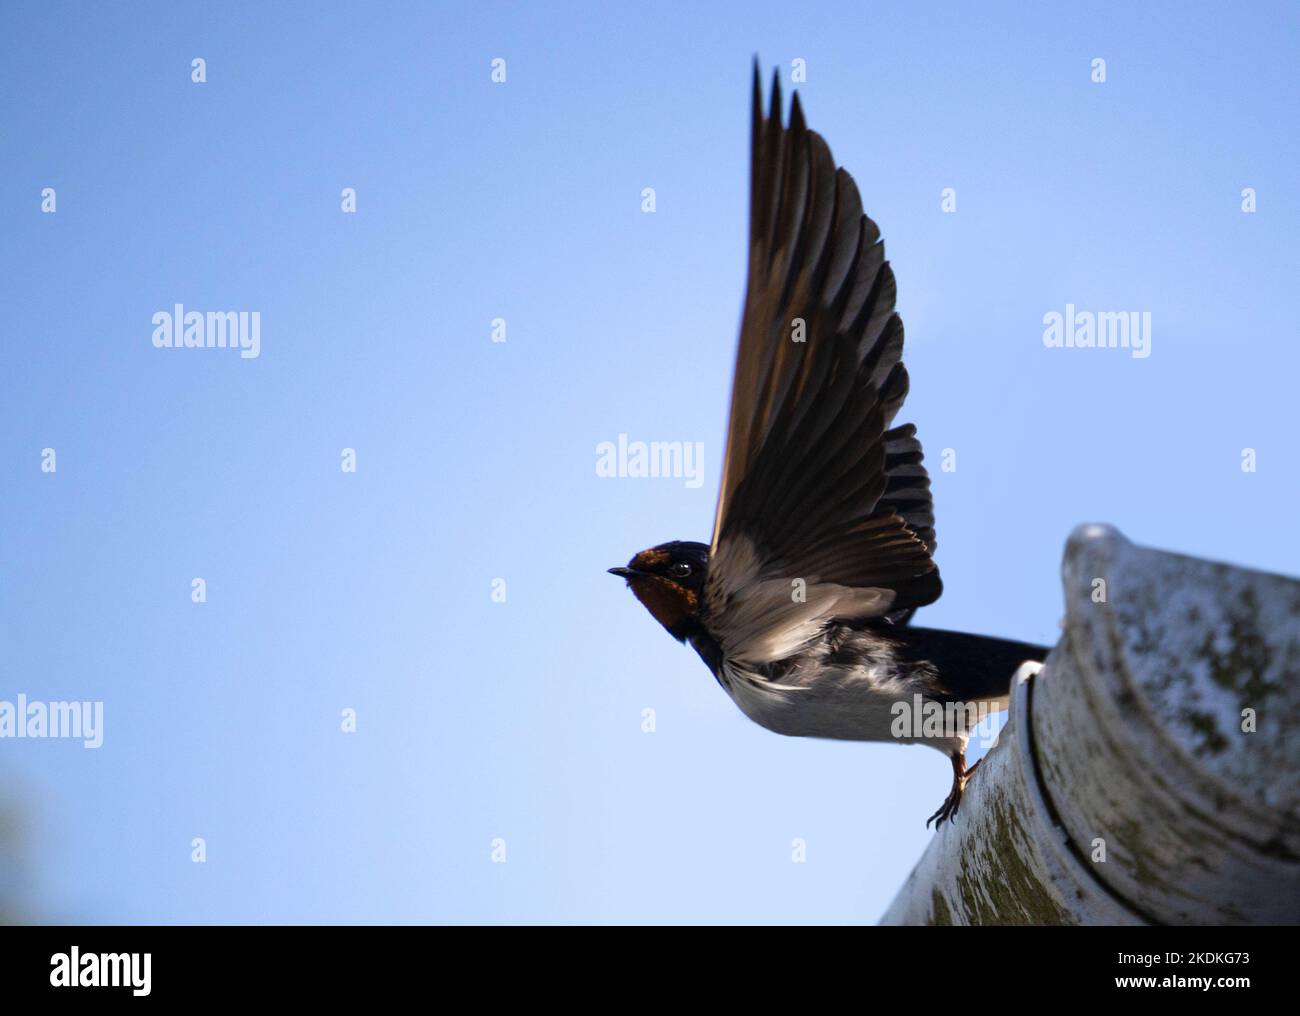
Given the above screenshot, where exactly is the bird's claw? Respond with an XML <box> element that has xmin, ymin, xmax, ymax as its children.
<box><xmin>926</xmin><ymin>754</ymin><xmax>980</xmax><ymax>829</ymax></box>
<box><xmin>926</xmin><ymin>778</ymin><xmax>966</xmax><ymax>828</ymax></box>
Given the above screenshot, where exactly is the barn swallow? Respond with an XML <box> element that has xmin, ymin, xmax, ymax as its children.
<box><xmin>609</xmin><ymin>65</ymin><xmax>1048</xmax><ymax>827</ymax></box>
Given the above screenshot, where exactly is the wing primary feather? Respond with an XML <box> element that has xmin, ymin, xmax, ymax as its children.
<box><xmin>705</xmin><ymin>69</ymin><xmax>942</xmax><ymax>663</ymax></box>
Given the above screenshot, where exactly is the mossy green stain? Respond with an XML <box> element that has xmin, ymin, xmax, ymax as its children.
<box><xmin>952</xmin><ymin>792</ymin><xmax>1075</xmax><ymax>925</ymax></box>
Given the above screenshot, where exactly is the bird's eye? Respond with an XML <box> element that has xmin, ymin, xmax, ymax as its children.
<box><xmin>668</xmin><ymin>561</ymin><xmax>693</xmax><ymax>579</ymax></box>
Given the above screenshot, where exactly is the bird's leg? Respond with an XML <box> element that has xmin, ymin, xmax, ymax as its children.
<box><xmin>926</xmin><ymin>751</ymin><xmax>969</xmax><ymax>828</ymax></box>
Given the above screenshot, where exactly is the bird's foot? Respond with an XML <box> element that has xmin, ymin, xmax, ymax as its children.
<box><xmin>925</xmin><ymin>780</ymin><xmax>964</xmax><ymax>828</ymax></box>
<box><xmin>926</xmin><ymin>752</ymin><xmax>978</xmax><ymax>829</ymax></box>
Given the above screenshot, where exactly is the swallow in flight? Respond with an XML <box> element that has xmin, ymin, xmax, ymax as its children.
<box><xmin>609</xmin><ymin>65</ymin><xmax>1047</xmax><ymax>827</ymax></box>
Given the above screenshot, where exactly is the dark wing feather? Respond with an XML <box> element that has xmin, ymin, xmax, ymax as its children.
<box><xmin>704</xmin><ymin>66</ymin><xmax>940</xmax><ymax>665</ymax></box>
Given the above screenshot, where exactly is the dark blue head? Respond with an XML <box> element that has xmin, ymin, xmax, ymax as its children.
<box><xmin>608</xmin><ymin>541</ymin><xmax>710</xmax><ymax>640</ymax></box>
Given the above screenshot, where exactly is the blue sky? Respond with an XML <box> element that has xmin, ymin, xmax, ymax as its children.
<box><xmin>1</xmin><ymin>1</ymin><xmax>1296</xmax><ymax>923</ymax></box>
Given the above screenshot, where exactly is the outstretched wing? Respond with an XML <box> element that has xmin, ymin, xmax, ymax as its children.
<box><xmin>703</xmin><ymin>66</ymin><xmax>941</xmax><ymax>666</ymax></box>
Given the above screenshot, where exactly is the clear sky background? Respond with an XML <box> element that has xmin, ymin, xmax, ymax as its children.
<box><xmin>1</xmin><ymin>1</ymin><xmax>1296</xmax><ymax>923</ymax></box>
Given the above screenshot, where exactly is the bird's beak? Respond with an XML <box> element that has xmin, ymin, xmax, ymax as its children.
<box><xmin>608</xmin><ymin>567</ymin><xmax>636</xmax><ymax>578</ymax></box>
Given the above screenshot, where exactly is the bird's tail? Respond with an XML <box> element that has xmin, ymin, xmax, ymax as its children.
<box><xmin>899</xmin><ymin>626</ymin><xmax>1050</xmax><ymax>703</ymax></box>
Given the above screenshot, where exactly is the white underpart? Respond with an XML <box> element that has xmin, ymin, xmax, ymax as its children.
<box><xmin>721</xmin><ymin>657</ymin><xmax>971</xmax><ymax>756</ymax></box>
